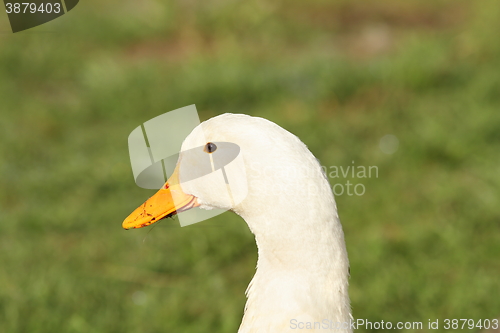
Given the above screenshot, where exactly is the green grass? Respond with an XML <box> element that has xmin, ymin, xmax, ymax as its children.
<box><xmin>1</xmin><ymin>0</ymin><xmax>499</xmax><ymax>332</ymax></box>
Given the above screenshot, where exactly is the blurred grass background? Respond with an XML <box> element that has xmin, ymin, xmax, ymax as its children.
<box><xmin>1</xmin><ymin>0</ymin><xmax>500</xmax><ymax>332</ymax></box>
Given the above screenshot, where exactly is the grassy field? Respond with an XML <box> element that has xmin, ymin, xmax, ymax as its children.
<box><xmin>1</xmin><ymin>0</ymin><xmax>499</xmax><ymax>332</ymax></box>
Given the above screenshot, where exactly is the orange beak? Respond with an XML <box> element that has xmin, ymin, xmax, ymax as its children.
<box><xmin>122</xmin><ymin>166</ymin><xmax>199</xmax><ymax>229</ymax></box>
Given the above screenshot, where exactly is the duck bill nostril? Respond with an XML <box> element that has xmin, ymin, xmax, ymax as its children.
<box><xmin>122</xmin><ymin>165</ymin><xmax>199</xmax><ymax>229</ymax></box>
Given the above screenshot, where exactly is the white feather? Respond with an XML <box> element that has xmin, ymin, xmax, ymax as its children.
<box><xmin>178</xmin><ymin>114</ymin><xmax>352</xmax><ymax>333</ymax></box>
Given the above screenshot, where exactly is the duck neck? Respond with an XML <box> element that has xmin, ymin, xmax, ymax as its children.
<box><xmin>238</xmin><ymin>193</ymin><xmax>351</xmax><ymax>332</ymax></box>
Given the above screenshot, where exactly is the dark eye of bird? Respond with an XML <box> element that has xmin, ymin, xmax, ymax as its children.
<box><xmin>204</xmin><ymin>142</ymin><xmax>217</xmax><ymax>153</ymax></box>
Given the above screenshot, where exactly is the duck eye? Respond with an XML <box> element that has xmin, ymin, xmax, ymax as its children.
<box><xmin>204</xmin><ymin>142</ymin><xmax>217</xmax><ymax>153</ymax></box>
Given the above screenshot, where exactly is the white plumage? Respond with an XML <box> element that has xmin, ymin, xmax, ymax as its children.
<box><xmin>180</xmin><ymin>114</ymin><xmax>352</xmax><ymax>333</ymax></box>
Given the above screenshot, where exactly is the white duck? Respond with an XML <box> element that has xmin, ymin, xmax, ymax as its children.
<box><xmin>123</xmin><ymin>114</ymin><xmax>352</xmax><ymax>332</ymax></box>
